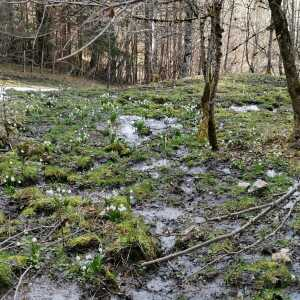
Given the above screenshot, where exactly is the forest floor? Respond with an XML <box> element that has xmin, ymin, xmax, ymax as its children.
<box><xmin>0</xmin><ymin>70</ymin><xmax>299</xmax><ymax>300</ymax></box>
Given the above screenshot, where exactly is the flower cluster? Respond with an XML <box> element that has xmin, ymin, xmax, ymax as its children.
<box><xmin>46</xmin><ymin>187</ymin><xmax>72</xmax><ymax>197</ymax></box>
<box><xmin>105</xmin><ymin>203</ymin><xmax>127</xmax><ymax>213</ymax></box>
<box><xmin>75</xmin><ymin>246</ymin><xmax>104</xmax><ymax>272</ymax></box>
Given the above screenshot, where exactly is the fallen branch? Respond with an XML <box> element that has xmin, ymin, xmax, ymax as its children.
<box><xmin>141</xmin><ymin>183</ymin><xmax>300</xmax><ymax>267</ymax></box>
<box><xmin>187</xmin><ymin>196</ymin><xmax>300</xmax><ymax>280</ymax></box>
<box><xmin>13</xmin><ymin>265</ymin><xmax>32</xmax><ymax>300</ymax></box>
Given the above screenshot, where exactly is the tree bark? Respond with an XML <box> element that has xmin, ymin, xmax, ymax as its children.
<box><xmin>144</xmin><ymin>0</ymin><xmax>153</xmax><ymax>83</ymax></box>
<box><xmin>180</xmin><ymin>2</ymin><xmax>193</xmax><ymax>77</ymax></box>
<box><xmin>266</xmin><ymin>24</ymin><xmax>273</xmax><ymax>74</ymax></box>
<box><xmin>223</xmin><ymin>0</ymin><xmax>235</xmax><ymax>73</ymax></box>
<box><xmin>198</xmin><ymin>1</ymin><xmax>223</xmax><ymax>151</ymax></box>
<box><xmin>268</xmin><ymin>0</ymin><xmax>300</xmax><ymax>147</ymax></box>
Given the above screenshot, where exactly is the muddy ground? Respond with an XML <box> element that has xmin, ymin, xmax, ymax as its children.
<box><xmin>0</xmin><ymin>74</ymin><xmax>299</xmax><ymax>300</ymax></box>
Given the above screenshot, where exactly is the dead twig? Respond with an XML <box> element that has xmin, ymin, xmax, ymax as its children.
<box><xmin>13</xmin><ymin>265</ymin><xmax>32</xmax><ymax>300</ymax></box>
<box><xmin>141</xmin><ymin>183</ymin><xmax>300</xmax><ymax>267</ymax></box>
<box><xmin>186</xmin><ymin>196</ymin><xmax>300</xmax><ymax>280</ymax></box>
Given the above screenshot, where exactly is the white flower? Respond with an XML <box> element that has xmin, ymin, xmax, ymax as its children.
<box><xmin>76</xmin><ymin>255</ymin><xmax>81</xmax><ymax>262</ymax></box>
<box><xmin>32</xmin><ymin>237</ymin><xmax>37</xmax><ymax>243</ymax></box>
<box><xmin>85</xmin><ymin>254</ymin><xmax>92</xmax><ymax>260</ymax></box>
<box><xmin>118</xmin><ymin>205</ymin><xmax>127</xmax><ymax>212</ymax></box>
<box><xmin>21</xmin><ymin>150</ymin><xmax>25</xmax><ymax>153</ymax></box>
<box><xmin>24</xmin><ymin>230</ymin><xmax>28</xmax><ymax>235</ymax></box>
<box><xmin>109</xmin><ymin>205</ymin><xmax>116</xmax><ymax>211</ymax></box>
<box><xmin>18</xmin><ymin>180</ymin><xmax>21</xmax><ymax>184</ymax></box>
<box><xmin>11</xmin><ymin>176</ymin><xmax>15</xmax><ymax>182</ymax></box>
<box><xmin>98</xmin><ymin>247</ymin><xmax>103</xmax><ymax>254</ymax></box>
<box><xmin>81</xmin><ymin>265</ymin><xmax>87</xmax><ymax>271</ymax></box>
<box><xmin>16</xmin><ymin>242</ymin><xmax>21</xmax><ymax>246</ymax></box>
<box><xmin>46</xmin><ymin>190</ymin><xmax>54</xmax><ymax>196</ymax></box>
<box><xmin>67</xmin><ymin>189</ymin><xmax>72</xmax><ymax>194</ymax></box>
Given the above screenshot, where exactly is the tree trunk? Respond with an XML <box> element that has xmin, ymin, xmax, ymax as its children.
<box><xmin>198</xmin><ymin>1</ymin><xmax>223</xmax><ymax>151</ymax></box>
<box><xmin>144</xmin><ymin>1</ymin><xmax>153</xmax><ymax>83</ymax></box>
<box><xmin>198</xmin><ymin>17</ymin><xmax>207</xmax><ymax>76</ymax></box>
<box><xmin>266</xmin><ymin>24</ymin><xmax>273</xmax><ymax>74</ymax></box>
<box><xmin>223</xmin><ymin>0</ymin><xmax>235</xmax><ymax>73</ymax></box>
<box><xmin>180</xmin><ymin>3</ymin><xmax>193</xmax><ymax>77</ymax></box>
<box><xmin>268</xmin><ymin>0</ymin><xmax>300</xmax><ymax>147</ymax></box>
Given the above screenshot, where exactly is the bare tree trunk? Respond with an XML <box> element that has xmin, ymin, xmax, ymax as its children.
<box><xmin>223</xmin><ymin>0</ymin><xmax>235</xmax><ymax>73</ymax></box>
<box><xmin>180</xmin><ymin>2</ymin><xmax>193</xmax><ymax>77</ymax></box>
<box><xmin>198</xmin><ymin>17</ymin><xmax>206</xmax><ymax>76</ymax></box>
<box><xmin>266</xmin><ymin>24</ymin><xmax>273</xmax><ymax>74</ymax></box>
<box><xmin>198</xmin><ymin>1</ymin><xmax>223</xmax><ymax>151</ymax></box>
<box><xmin>269</xmin><ymin>0</ymin><xmax>300</xmax><ymax>147</ymax></box>
<box><xmin>144</xmin><ymin>0</ymin><xmax>153</xmax><ymax>83</ymax></box>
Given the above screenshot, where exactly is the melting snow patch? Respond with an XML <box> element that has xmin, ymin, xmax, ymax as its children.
<box><xmin>230</xmin><ymin>105</ymin><xmax>260</xmax><ymax>113</ymax></box>
<box><xmin>5</xmin><ymin>86</ymin><xmax>59</xmax><ymax>92</ymax></box>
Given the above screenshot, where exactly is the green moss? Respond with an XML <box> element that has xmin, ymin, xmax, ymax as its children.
<box><xmin>67</xmin><ymin>233</ymin><xmax>100</xmax><ymax>251</ymax></box>
<box><xmin>107</xmin><ymin>196</ymin><xmax>130</xmax><ymax>208</ymax></box>
<box><xmin>75</xmin><ymin>156</ymin><xmax>93</xmax><ymax>170</ymax></box>
<box><xmin>253</xmin><ymin>288</ymin><xmax>290</xmax><ymax>300</ymax></box>
<box><xmin>0</xmin><ymin>252</ymin><xmax>28</xmax><ymax>288</ymax></box>
<box><xmin>225</xmin><ymin>260</ymin><xmax>294</xmax><ymax>289</ymax></box>
<box><xmin>44</xmin><ymin>165</ymin><xmax>71</xmax><ymax>182</ymax></box>
<box><xmin>104</xmin><ymin>140</ymin><xmax>131</xmax><ymax>156</ymax></box>
<box><xmin>133</xmin><ymin>120</ymin><xmax>151</xmax><ymax>136</ymax></box>
<box><xmin>131</xmin><ymin>180</ymin><xmax>154</xmax><ymax>203</ymax></box>
<box><xmin>0</xmin><ymin>261</ymin><xmax>12</xmax><ymax>288</ymax></box>
<box><xmin>16</xmin><ymin>140</ymin><xmax>50</xmax><ymax>160</ymax></box>
<box><xmin>0</xmin><ymin>210</ymin><xmax>5</xmax><ymax>225</ymax></box>
<box><xmin>84</xmin><ymin>164</ymin><xmax>135</xmax><ymax>187</ymax></box>
<box><xmin>209</xmin><ymin>239</ymin><xmax>234</xmax><ymax>255</ymax></box>
<box><xmin>221</xmin><ymin>196</ymin><xmax>256</xmax><ymax>213</ymax></box>
<box><xmin>14</xmin><ymin>187</ymin><xmax>43</xmax><ymax>207</ymax></box>
<box><xmin>33</xmin><ymin>197</ymin><xmax>57</xmax><ymax>214</ymax></box>
<box><xmin>0</xmin><ymin>152</ymin><xmax>40</xmax><ymax>185</ymax></box>
<box><xmin>110</xmin><ymin>217</ymin><xmax>157</xmax><ymax>260</ymax></box>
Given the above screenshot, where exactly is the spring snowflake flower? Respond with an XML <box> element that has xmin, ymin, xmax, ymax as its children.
<box><xmin>11</xmin><ymin>176</ymin><xmax>15</xmax><ymax>182</ymax></box>
<box><xmin>85</xmin><ymin>254</ymin><xmax>92</xmax><ymax>260</ymax></box>
<box><xmin>81</xmin><ymin>265</ymin><xmax>87</xmax><ymax>271</ymax></box>
<box><xmin>118</xmin><ymin>204</ymin><xmax>127</xmax><ymax>212</ymax></box>
<box><xmin>16</xmin><ymin>242</ymin><xmax>21</xmax><ymax>246</ymax></box>
<box><xmin>76</xmin><ymin>255</ymin><xmax>81</xmax><ymax>262</ymax></box>
<box><xmin>32</xmin><ymin>237</ymin><xmax>37</xmax><ymax>243</ymax></box>
<box><xmin>98</xmin><ymin>247</ymin><xmax>103</xmax><ymax>254</ymax></box>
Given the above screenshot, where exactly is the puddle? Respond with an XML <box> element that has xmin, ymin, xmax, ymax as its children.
<box><xmin>133</xmin><ymin>159</ymin><xmax>171</xmax><ymax>172</ymax></box>
<box><xmin>135</xmin><ymin>206</ymin><xmax>183</xmax><ymax>223</ymax></box>
<box><xmin>116</xmin><ymin>115</ymin><xmax>182</xmax><ymax>146</ymax></box>
<box><xmin>4</xmin><ymin>86</ymin><xmax>59</xmax><ymax>93</ymax></box>
<box><xmin>160</xmin><ymin>235</ymin><xmax>176</xmax><ymax>252</ymax></box>
<box><xmin>16</xmin><ymin>276</ymin><xmax>80</xmax><ymax>300</ymax></box>
<box><xmin>230</xmin><ymin>105</ymin><xmax>259</xmax><ymax>113</ymax></box>
<box><xmin>290</xmin><ymin>292</ymin><xmax>300</xmax><ymax>300</ymax></box>
<box><xmin>187</xmin><ymin>166</ymin><xmax>207</xmax><ymax>176</ymax></box>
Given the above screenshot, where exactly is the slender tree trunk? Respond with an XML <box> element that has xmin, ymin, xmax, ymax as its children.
<box><xmin>223</xmin><ymin>0</ymin><xmax>235</xmax><ymax>73</ymax></box>
<box><xmin>198</xmin><ymin>17</ymin><xmax>207</xmax><ymax>76</ymax></box>
<box><xmin>198</xmin><ymin>1</ymin><xmax>223</xmax><ymax>151</ymax></box>
<box><xmin>269</xmin><ymin>0</ymin><xmax>300</xmax><ymax>147</ymax></box>
<box><xmin>180</xmin><ymin>3</ymin><xmax>193</xmax><ymax>77</ymax></box>
<box><xmin>144</xmin><ymin>1</ymin><xmax>153</xmax><ymax>83</ymax></box>
<box><xmin>266</xmin><ymin>24</ymin><xmax>273</xmax><ymax>74</ymax></box>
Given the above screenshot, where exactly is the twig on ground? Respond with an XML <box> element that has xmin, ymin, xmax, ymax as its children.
<box><xmin>141</xmin><ymin>183</ymin><xmax>300</xmax><ymax>267</ymax></box>
<box><xmin>186</xmin><ymin>197</ymin><xmax>300</xmax><ymax>280</ymax></box>
<box><xmin>13</xmin><ymin>265</ymin><xmax>32</xmax><ymax>300</ymax></box>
